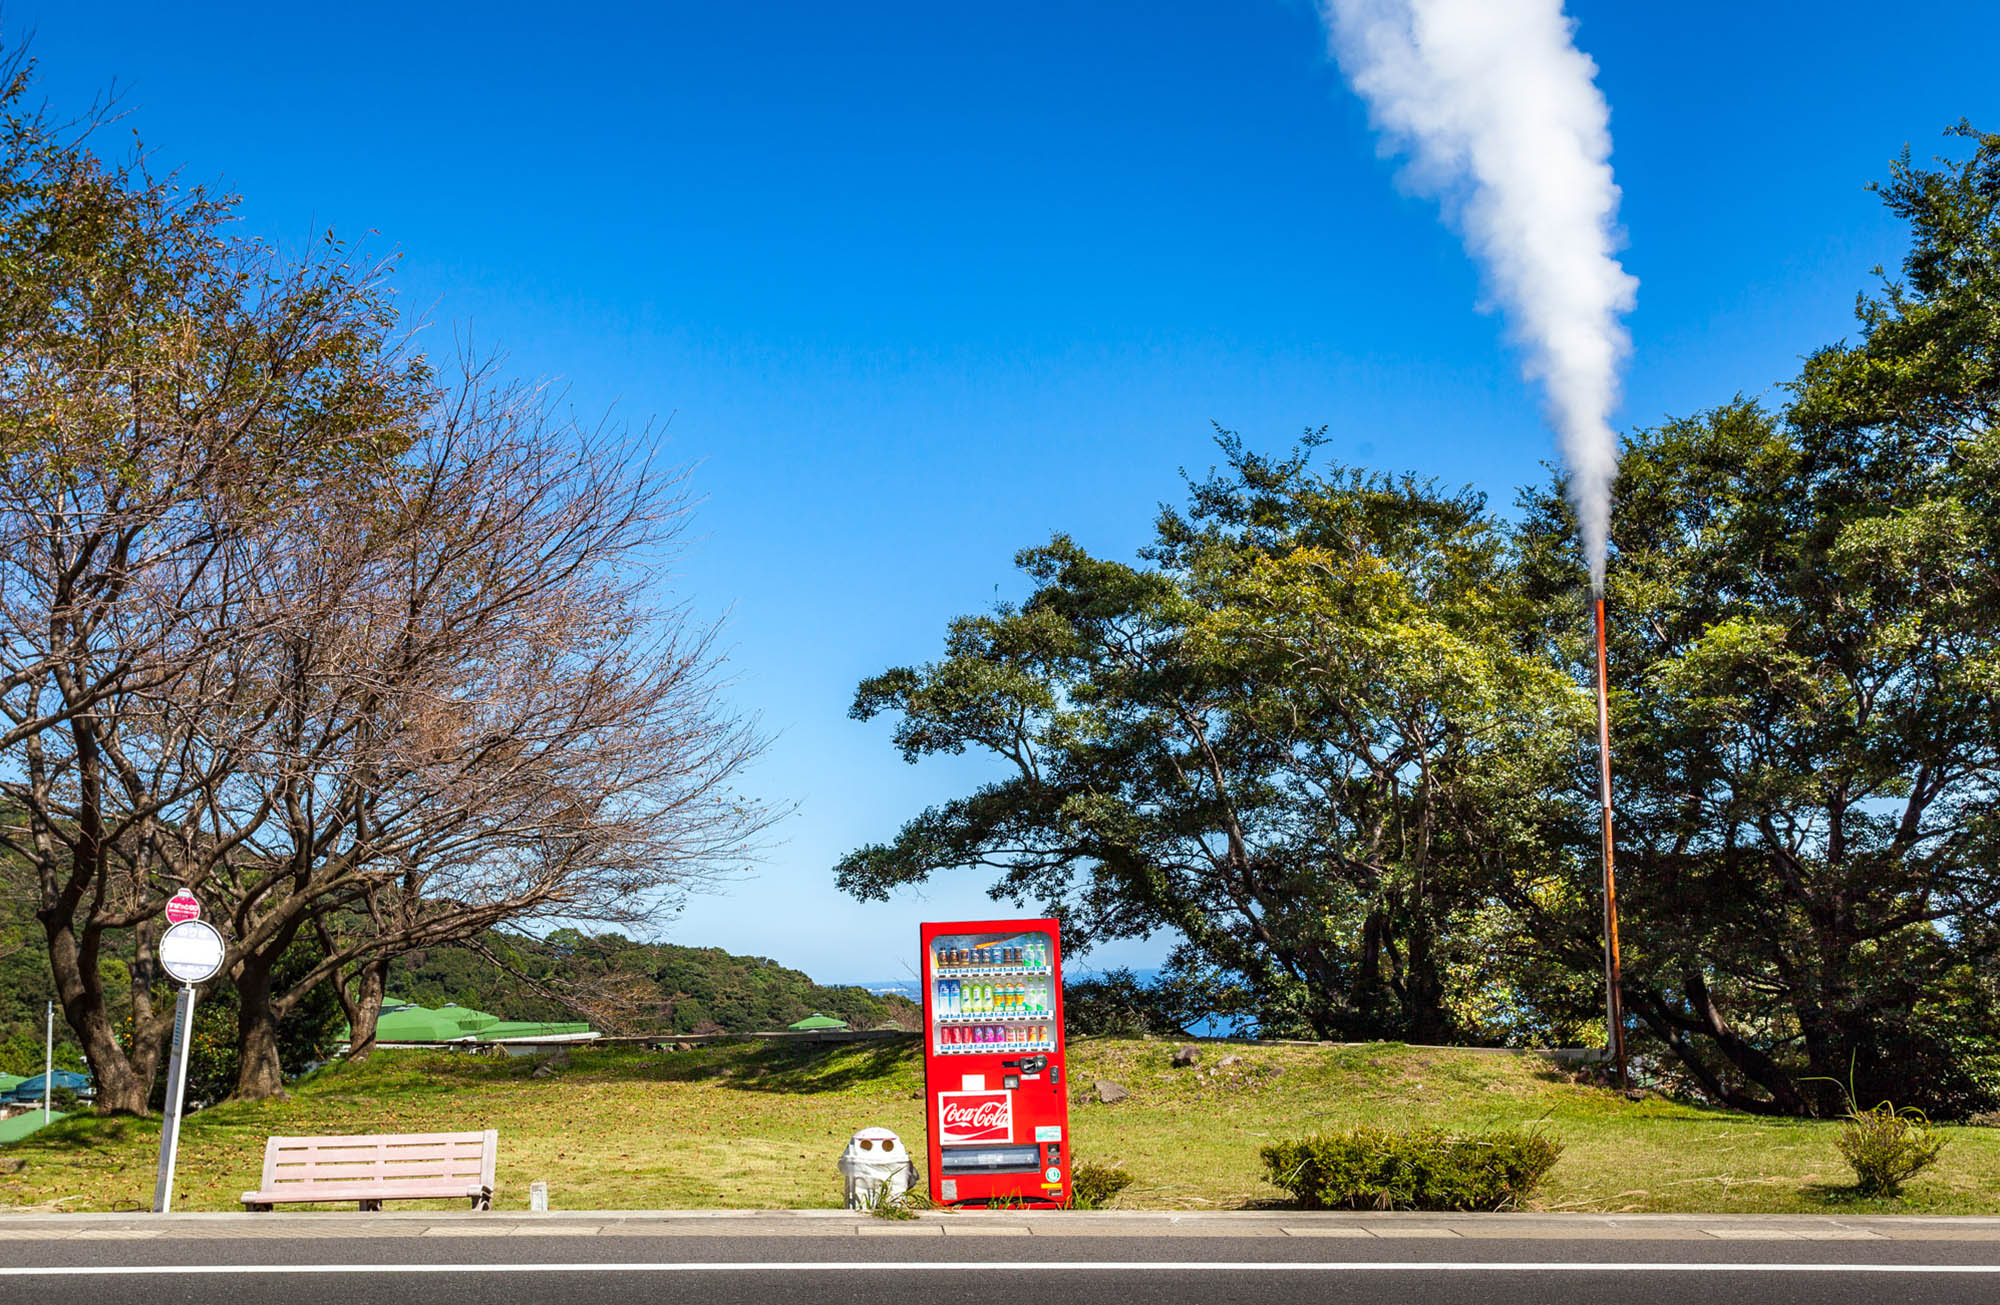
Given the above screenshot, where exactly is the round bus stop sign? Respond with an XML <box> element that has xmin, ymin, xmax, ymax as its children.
<box><xmin>158</xmin><ymin>920</ymin><xmax>225</xmax><ymax>984</ymax></box>
<box><xmin>164</xmin><ymin>890</ymin><xmax>202</xmax><ymax>924</ymax></box>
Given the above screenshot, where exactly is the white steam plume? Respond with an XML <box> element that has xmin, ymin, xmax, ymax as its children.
<box><xmin>1319</xmin><ymin>0</ymin><xmax>1636</xmax><ymax>591</ymax></box>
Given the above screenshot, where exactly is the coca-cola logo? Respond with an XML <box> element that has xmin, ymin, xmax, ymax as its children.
<box><xmin>942</xmin><ymin>1101</ymin><xmax>1007</xmax><ymax>1129</ymax></box>
<box><xmin>937</xmin><ymin>1090</ymin><xmax>1012</xmax><ymax>1143</ymax></box>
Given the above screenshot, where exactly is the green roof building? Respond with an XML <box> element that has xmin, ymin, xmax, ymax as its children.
<box><xmin>339</xmin><ymin>1000</ymin><xmax>594</xmax><ymax>1049</ymax></box>
<box><xmin>482</xmin><ymin>1020</ymin><xmax>598</xmax><ymax>1039</ymax></box>
<box><xmin>787</xmin><ymin>1013</ymin><xmax>850</xmax><ymax>1031</ymax></box>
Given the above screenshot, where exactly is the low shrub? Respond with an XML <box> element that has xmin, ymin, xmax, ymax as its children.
<box><xmin>1836</xmin><ymin>1102</ymin><xmax>1947</xmax><ymax>1197</ymax></box>
<box><xmin>1260</xmin><ymin>1125</ymin><xmax>1562</xmax><ymax>1211</ymax></box>
<box><xmin>1070</xmin><ymin>1162</ymin><xmax>1134</xmax><ymax>1209</ymax></box>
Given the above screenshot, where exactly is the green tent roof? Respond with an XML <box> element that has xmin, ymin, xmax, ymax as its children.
<box><xmin>0</xmin><ymin>1074</ymin><xmax>25</xmax><ymax>1093</ymax></box>
<box><xmin>340</xmin><ymin>1002</ymin><xmax>593</xmax><ymax>1043</ymax></box>
<box><xmin>367</xmin><ymin>1003</ymin><xmax>499</xmax><ymax>1041</ymax></box>
<box><xmin>787</xmin><ymin>1013</ymin><xmax>849</xmax><ymax>1030</ymax></box>
<box><xmin>482</xmin><ymin>1020</ymin><xmax>592</xmax><ymax>1039</ymax></box>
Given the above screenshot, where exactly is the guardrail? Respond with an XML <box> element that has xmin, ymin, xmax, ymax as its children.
<box><xmin>359</xmin><ymin>1028</ymin><xmax>920</xmax><ymax>1055</ymax></box>
<box><xmin>393</xmin><ymin>1028</ymin><xmax>1595</xmax><ymax>1061</ymax></box>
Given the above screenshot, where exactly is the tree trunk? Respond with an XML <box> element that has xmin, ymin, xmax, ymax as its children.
<box><xmin>1621</xmin><ymin>973</ymin><xmax>1807</xmax><ymax>1115</ymax></box>
<box><xmin>231</xmin><ymin>952</ymin><xmax>288</xmax><ymax>1101</ymax></box>
<box><xmin>1400</xmin><ymin>914</ymin><xmax>1453</xmax><ymax>1045</ymax></box>
<box><xmin>40</xmin><ymin>912</ymin><xmax>168</xmax><ymax>1115</ymax></box>
<box><xmin>342</xmin><ymin>957</ymin><xmax>391</xmax><ymax>1062</ymax></box>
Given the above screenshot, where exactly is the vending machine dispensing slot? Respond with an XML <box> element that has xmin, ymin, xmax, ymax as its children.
<box><xmin>920</xmin><ymin>917</ymin><xmax>1071</xmax><ymax>1207</ymax></box>
<box><xmin>939</xmin><ymin>1145</ymin><xmax>1042</xmax><ymax>1175</ymax></box>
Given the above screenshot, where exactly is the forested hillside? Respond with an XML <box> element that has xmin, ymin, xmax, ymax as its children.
<box><xmin>385</xmin><ymin>929</ymin><xmax>919</xmax><ymax>1036</ymax></box>
<box><xmin>0</xmin><ymin>897</ymin><xmax>83</xmax><ymax>1075</ymax></box>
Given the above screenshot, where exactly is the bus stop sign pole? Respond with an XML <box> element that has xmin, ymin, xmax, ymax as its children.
<box><xmin>151</xmin><ymin>984</ymin><xmax>198</xmax><ymax>1213</ymax></box>
<box><xmin>152</xmin><ymin>914</ymin><xmax>225</xmax><ymax>1214</ymax></box>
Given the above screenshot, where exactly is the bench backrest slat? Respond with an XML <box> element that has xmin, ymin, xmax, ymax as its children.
<box><xmin>257</xmin><ymin>1130</ymin><xmax>497</xmax><ymax>1196</ymax></box>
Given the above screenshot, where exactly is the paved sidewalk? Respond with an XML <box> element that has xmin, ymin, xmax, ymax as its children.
<box><xmin>0</xmin><ymin>1210</ymin><xmax>1996</xmax><ymax>1240</ymax></box>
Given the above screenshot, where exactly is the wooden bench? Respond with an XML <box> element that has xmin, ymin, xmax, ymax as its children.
<box><xmin>241</xmin><ymin>1130</ymin><xmax>497</xmax><ymax>1211</ymax></box>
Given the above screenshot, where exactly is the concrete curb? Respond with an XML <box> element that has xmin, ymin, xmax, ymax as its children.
<box><xmin>0</xmin><ymin>1210</ymin><xmax>1997</xmax><ymax>1240</ymax></box>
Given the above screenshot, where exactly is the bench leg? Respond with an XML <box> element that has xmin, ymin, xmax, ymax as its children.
<box><xmin>471</xmin><ymin>1193</ymin><xmax>490</xmax><ymax>1211</ymax></box>
<box><xmin>359</xmin><ymin>1199</ymin><xmax>383</xmax><ymax>1212</ymax></box>
<box><xmin>243</xmin><ymin>1203</ymin><xmax>272</xmax><ymax>1213</ymax></box>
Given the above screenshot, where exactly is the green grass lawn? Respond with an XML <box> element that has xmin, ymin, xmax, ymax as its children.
<box><xmin>1</xmin><ymin>1038</ymin><xmax>1994</xmax><ymax>1214</ymax></box>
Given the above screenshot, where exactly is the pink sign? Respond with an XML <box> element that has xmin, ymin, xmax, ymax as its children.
<box><xmin>164</xmin><ymin>890</ymin><xmax>202</xmax><ymax>924</ymax></box>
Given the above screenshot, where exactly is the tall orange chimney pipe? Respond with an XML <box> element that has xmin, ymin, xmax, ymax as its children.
<box><xmin>1594</xmin><ymin>594</ymin><xmax>1628</xmax><ymax>1090</ymax></box>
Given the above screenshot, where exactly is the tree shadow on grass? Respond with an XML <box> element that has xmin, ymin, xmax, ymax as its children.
<box><xmin>586</xmin><ymin>1040</ymin><xmax>922</xmax><ymax>1095</ymax></box>
<box><xmin>12</xmin><ymin>1113</ymin><xmax>146</xmax><ymax>1155</ymax></box>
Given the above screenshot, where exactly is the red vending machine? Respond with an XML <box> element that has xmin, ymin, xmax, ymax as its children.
<box><xmin>920</xmin><ymin>917</ymin><xmax>1070</xmax><ymax>1207</ymax></box>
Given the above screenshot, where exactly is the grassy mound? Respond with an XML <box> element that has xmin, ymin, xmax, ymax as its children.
<box><xmin>1</xmin><ymin>1039</ymin><xmax>1995</xmax><ymax>1213</ymax></box>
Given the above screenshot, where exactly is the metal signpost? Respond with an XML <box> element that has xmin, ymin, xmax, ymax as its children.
<box><xmin>152</xmin><ymin>907</ymin><xmax>225</xmax><ymax>1214</ymax></box>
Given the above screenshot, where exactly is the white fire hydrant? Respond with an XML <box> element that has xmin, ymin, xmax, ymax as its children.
<box><xmin>837</xmin><ymin>1127</ymin><xmax>914</xmax><ymax>1209</ymax></box>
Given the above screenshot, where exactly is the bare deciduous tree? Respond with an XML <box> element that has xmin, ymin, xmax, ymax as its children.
<box><xmin>0</xmin><ymin>46</ymin><xmax>772</xmax><ymax>1107</ymax></box>
<box><xmin>0</xmin><ymin>45</ymin><xmax>426</xmax><ymax>1113</ymax></box>
<box><xmin>198</xmin><ymin>374</ymin><xmax>771</xmax><ymax>1097</ymax></box>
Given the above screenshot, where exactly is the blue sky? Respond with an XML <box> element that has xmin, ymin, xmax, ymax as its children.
<box><xmin>14</xmin><ymin>2</ymin><xmax>1997</xmax><ymax>984</ymax></box>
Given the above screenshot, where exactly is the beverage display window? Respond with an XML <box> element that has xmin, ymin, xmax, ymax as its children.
<box><xmin>919</xmin><ymin>917</ymin><xmax>1070</xmax><ymax>1207</ymax></box>
<box><xmin>926</xmin><ymin>926</ymin><xmax>1057</xmax><ymax>1055</ymax></box>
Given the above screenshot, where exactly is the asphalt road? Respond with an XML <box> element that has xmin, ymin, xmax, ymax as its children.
<box><xmin>4</xmin><ymin>1232</ymin><xmax>1999</xmax><ymax>1305</ymax></box>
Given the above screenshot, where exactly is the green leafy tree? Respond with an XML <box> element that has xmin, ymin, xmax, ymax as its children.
<box><xmin>839</xmin><ymin>438</ymin><xmax>1586</xmax><ymax>1041</ymax></box>
<box><xmin>1515</xmin><ymin>125</ymin><xmax>2000</xmax><ymax>1117</ymax></box>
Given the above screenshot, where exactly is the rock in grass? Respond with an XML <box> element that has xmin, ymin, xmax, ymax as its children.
<box><xmin>1095</xmin><ymin>1079</ymin><xmax>1131</xmax><ymax>1104</ymax></box>
<box><xmin>1171</xmin><ymin>1045</ymin><xmax>1200</xmax><ymax>1068</ymax></box>
<box><xmin>1218</xmin><ymin>1054</ymin><xmax>1245</xmax><ymax>1067</ymax></box>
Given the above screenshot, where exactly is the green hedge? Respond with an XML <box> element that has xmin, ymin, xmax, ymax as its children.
<box><xmin>1260</xmin><ymin>1126</ymin><xmax>1562</xmax><ymax>1211</ymax></box>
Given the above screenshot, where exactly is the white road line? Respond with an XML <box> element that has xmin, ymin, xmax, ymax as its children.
<box><xmin>0</xmin><ymin>1262</ymin><xmax>1995</xmax><ymax>1276</ymax></box>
